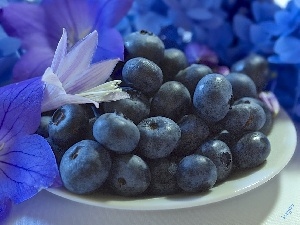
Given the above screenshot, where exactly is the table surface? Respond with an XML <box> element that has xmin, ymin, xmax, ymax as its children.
<box><xmin>2</xmin><ymin>114</ymin><xmax>299</xmax><ymax>225</ymax></box>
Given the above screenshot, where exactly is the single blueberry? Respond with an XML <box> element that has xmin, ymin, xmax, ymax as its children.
<box><xmin>231</xmin><ymin>131</ymin><xmax>271</xmax><ymax>170</ymax></box>
<box><xmin>225</xmin><ymin>72</ymin><xmax>257</xmax><ymax>101</ymax></box>
<box><xmin>93</xmin><ymin>113</ymin><xmax>140</xmax><ymax>154</ymax></box>
<box><xmin>159</xmin><ymin>48</ymin><xmax>188</xmax><ymax>81</ymax></box>
<box><xmin>147</xmin><ymin>157</ymin><xmax>181</xmax><ymax>195</ymax></box>
<box><xmin>176</xmin><ymin>154</ymin><xmax>217</xmax><ymax>193</ymax></box>
<box><xmin>193</xmin><ymin>73</ymin><xmax>233</xmax><ymax>123</ymax></box>
<box><xmin>107</xmin><ymin>154</ymin><xmax>151</xmax><ymax>196</ymax></box>
<box><xmin>122</xmin><ymin>57</ymin><xmax>163</xmax><ymax>96</ymax></box>
<box><xmin>48</xmin><ymin>104</ymin><xmax>90</xmax><ymax>148</ymax></box>
<box><xmin>124</xmin><ymin>30</ymin><xmax>165</xmax><ymax>65</ymax></box>
<box><xmin>59</xmin><ymin>140</ymin><xmax>112</xmax><ymax>194</ymax></box>
<box><xmin>137</xmin><ymin>116</ymin><xmax>181</xmax><ymax>159</ymax></box>
<box><xmin>150</xmin><ymin>81</ymin><xmax>191</xmax><ymax>122</ymax></box>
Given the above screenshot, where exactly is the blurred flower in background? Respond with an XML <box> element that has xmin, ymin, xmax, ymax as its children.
<box><xmin>0</xmin><ymin>0</ymin><xmax>133</xmax><ymax>82</ymax></box>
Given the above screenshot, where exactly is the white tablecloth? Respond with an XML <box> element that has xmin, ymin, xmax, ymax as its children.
<box><xmin>3</xmin><ymin>118</ymin><xmax>299</xmax><ymax>225</ymax></box>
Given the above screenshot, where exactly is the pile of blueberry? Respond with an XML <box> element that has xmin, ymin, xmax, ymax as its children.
<box><xmin>38</xmin><ymin>30</ymin><xmax>274</xmax><ymax>197</ymax></box>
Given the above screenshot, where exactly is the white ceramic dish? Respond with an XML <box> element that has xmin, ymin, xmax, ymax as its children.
<box><xmin>48</xmin><ymin>108</ymin><xmax>297</xmax><ymax>210</ymax></box>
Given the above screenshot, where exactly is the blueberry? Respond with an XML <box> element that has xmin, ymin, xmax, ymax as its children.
<box><xmin>174</xmin><ymin>64</ymin><xmax>213</xmax><ymax>96</ymax></box>
<box><xmin>122</xmin><ymin>57</ymin><xmax>163</xmax><ymax>96</ymax></box>
<box><xmin>107</xmin><ymin>154</ymin><xmax>151</xmax><ymax>196</ymax></box>
<box><xmin>137</xmin><ymin>116</ymin><xmax>181</xmax><ymax>159</ymax></box>
<box><xmin>176</xmin><ymin>154</ymin><xmax>217</xmax><ymax>193</ymax></box>
<box><xmin>102</xmin><ymin>87</ymin><xmax>150</xmax><ymax>124</ymax></box>
<box><xmin>172</xmin><ymin>114</ymin><xmax>210</xmax><ymax>156</ymax></box>
<box><xmin>59</xmin><ymin>140</ymin><xmax>111</xmax><ymax>194</ymax></box>
<box><xmin>159</xmin><ymin>48</ymin><xmax>188</xmax><ymax>81</ymax></box>
<box><xmin>150</xmin><ymin>81</ymin><xmax>191</xmax><ymax>121</ymax></box>
<box><xmin>124</xmin><ymin>30</ymin><xmax>165</xmax><ymax>64</ymax></box>
<box><xmin>193</xmin><ymin>73</ymin><xmax>233</xmax><ymax>123</ymax></box>
<box><xmin>231</xmin><ymin>54</ymin><xmax>270</xmax><ymax>92</ymax></box>
<box><xmin>232</xmin><ymin>131</ymin><xmax>271</xmax><ymax>169</ymax></box>
<box><xmin>93</xmin><ymin>113</ymin><xmax>140</xmax><ymax>154</ymax></box>
<box><xmin>147</xmin><ymin>157</ymin><xmax>181</xmax><ymax>195</ymax></box>
<box><xmin>196</xmin><ymin>140</ymin><xmax>233</xmax><ymax>182</ymax></box>
<box><xmin>224</xmin><ymin>102</ymin><xmax>266</xmax><ymax>133</ymax></box>
<box><xmin>48</xmin><ymin>104</ymin><xmax>89</xmax><ymax>148</ymax></box>
<box><xmin>221</xmin><ymin>104</ymin><xmax>251</xmax><ymax>134</ymax></box>
<box><xmin>234</xmin><ymin>97</ymin><xmax>273</xmax><ymax>135</ymax></box>
<box><xmin>225</xmin><ymin>72</ymin><xmax>257</xmax><ymax>101</ymax></box>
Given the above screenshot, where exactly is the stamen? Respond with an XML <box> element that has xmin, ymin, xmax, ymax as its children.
<box><xmin>76</xmin><ymin>80</ymin><xmax>128</xmax><ymax>102</ymax></box>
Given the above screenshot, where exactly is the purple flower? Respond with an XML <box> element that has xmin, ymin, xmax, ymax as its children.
<box><xmin>0</xmin><ymin>77</ymin><xmax>60</xmax><ymax>219</ymax></box>
<box><xmin>0</xmin><ymin>0</ymin><xmax>133</xmax><ymax>82</ymax></box>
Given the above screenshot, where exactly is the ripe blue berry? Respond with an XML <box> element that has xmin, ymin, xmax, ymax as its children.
<box><xmin>122</xmin><ymin>57</ymin><xmax>163</xmax><ymax>96</ymax></box>
<box><xmin>48</xmin><ymin>104</ymin><xmax>89</xmax><ymax>148</ymax></box>
<box><xmin>124</xmin><ymin>30</ymin><xmax>165</xmax><ymax>64</ymax></box>
<box><xmin>137</xmin><ymin>116</ymin><xmax>181</xmax><ymax>159</ymax></box>
<box><xmin>59</xmin><ymin>140</ymin><xmax>111</xmax><ymax>194</ymax></box>
<box><xmin>193</xmin><ymin>73</ymin><xmax>233</xmax><ymax>123</ymax></box>
<box><xmin>150</xmin><ymin>81</ymin><xmax>191</xmax><ymax>121</ymax></box>
<box><xmin>107</xmin><ymin>154</ymin><xmax>151</xmax><ymax>196</ymax></box>
<box><xmin>232</xmin><ymin>131</ymin><xmax>271</xmax><ymax>169</ymax></box>
<box><xmin>176</xmin><ymin>154</ymin><xmax>217</xmax><ymax>192</ymax></box>
<box><xmin>93</xmin><ymin>113</ymin><xmax>140</xmax><ymax>154</ymax></box>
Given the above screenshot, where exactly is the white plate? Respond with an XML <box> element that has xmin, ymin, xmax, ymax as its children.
<box><xmin>48</xmin><ymin>108</ymin><xmax>297</xmax><ymax>210</ymax></box>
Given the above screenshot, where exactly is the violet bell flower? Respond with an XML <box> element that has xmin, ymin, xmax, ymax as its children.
<box><xmin>0</xmin><ymin>0</ymin><xmax>133</xmax><ymax>82</ymax></box>
<box><xmin>0</xmin><ymin>77</ymin><xmax>59</xmax><ymax>220</ymax></box>
<box><xmin>41</xmin><ymin>29</ymin><xmax>129</xmax><ymax>112</ymax></box>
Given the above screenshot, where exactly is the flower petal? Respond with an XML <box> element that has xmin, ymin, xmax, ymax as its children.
<box><xmin>41</xmin><ymin>67</ymin><xmax>64</xmax><ymax>91</ymax></box>
<box><xmin>56</xmin><ymin>30</ymin><xmax>98</xmax><ymax>85</ymax></box>
<box><xmin>92</xmin><ymin>0</ymin><xmax>134</xmax><ymax>28</ymax></box>
<box><xmin>0</xmin><ymin>3</ymin><xmax>55</xmax><ymax>49</ymax></box>
<box><xmin>0</xmin><ymin>197</ymin><xmax>11</xmax><ymax>222</ymax></box>
<box><xmin>42</xmin><ymin>0</ymin><xmax>93</xmax><ymax>46</ymax></box>
<box><xmin>0</xmin><ymin>77</ymin><xmax>44</xmax><ymax>144</ymax></box>
<box><xmin>233</xmin><ymin>14</ymin><xmax>252</xmax><ymax>41</ymax></box>
<box><xmin>65</xmin><ymin>58</ymin><xmax>119</xmax><ymax>94</ymax></box>
<box><xmin>274</xmin><ymin>36</ymin><xmax>300</xmax><ymax>64</ymax></box>
<box><xmin>93</xmin><ymin>28</ymin><xmax>125</xmax><ymax>61</ymax></box>
<box><xmin>12</xmin><ymin>47</ymin><xmax>53</xmax><ymax>82</ymax></box>
<box><xmin>42</xmin><ymin>90</ymin><xmax>97</xmax><ymax>112</ymax></box>
<box><xmin>51</xmin><ymin>28</ymin><xmax>67</xmax><ymax>74</ymax></box>
<box><xmin>0</xmin><ymin>134</ymin><xmax>59</xmax><ymax>204</ymax></box>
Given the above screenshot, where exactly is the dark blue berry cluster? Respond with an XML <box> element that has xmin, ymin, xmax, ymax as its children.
<box><xmin>37</xmin><ymin>30</ymin><xmax>274</xmax><ymax>197</ymax></box>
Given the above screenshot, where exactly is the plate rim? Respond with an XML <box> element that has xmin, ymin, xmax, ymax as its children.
<box><xmin>47</xmin><ymin>108</ymin><xmax>297</xmax><ymax>210</ymax></box>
